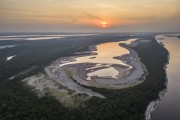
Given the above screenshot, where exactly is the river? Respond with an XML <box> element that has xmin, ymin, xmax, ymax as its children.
<box><xmin>151</xmin><ymin>34</ymin><xmax>180</xmax><ymax>120</ymax></box>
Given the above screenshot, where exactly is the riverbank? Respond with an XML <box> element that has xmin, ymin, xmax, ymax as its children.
<box><xmin>20</xmin><ymin>36</ymin><xmax>169</xmax><ymax>119</ymax></box>
<box><xmin>144</xmin><ymin>36</ymin><xmax>170</xmax><ymax>120</ymax></box>
<box><xmin>22</xmin><ymin>38</ymin><xmax>149</xmax><ymax>107</ymax></box>
<box><xmin>48</xmin><ymin>39</ymin><xmax>148</xmax><ymax>89</ymax></box>
<box><xmin>0</xmin><ymin>33</ymin><xmax>170</xmax><ymax>120</ymax></box>
<box><xmin>23</xmin><ymin>70</ymin><xmax>105</xmax><ymax>108</ymax></box>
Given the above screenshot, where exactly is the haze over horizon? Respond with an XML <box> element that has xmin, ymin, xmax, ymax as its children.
<box><xmin>0</xmin><ymin>0</ymin><xmax>180</xmax><ymax>33</ymax></box>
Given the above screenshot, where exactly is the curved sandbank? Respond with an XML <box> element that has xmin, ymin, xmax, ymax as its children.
<box><xmin>47</xmin><ymin>39</ymin><xmax>149</xmax><ymax>89</ymax></box>
<box><xmin>22</xmin><ymin>39</ymin><xmax>149</xmax><ymax>107</ymax></box>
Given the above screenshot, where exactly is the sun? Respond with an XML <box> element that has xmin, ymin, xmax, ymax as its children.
<box><xmin>100</xmin><ymin>21</ymin><xmax>109</xmax><ymax>28</ymax></box>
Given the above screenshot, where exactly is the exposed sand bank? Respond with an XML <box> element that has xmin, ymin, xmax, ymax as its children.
<box><xmin>23</xmin><ymin>39</ymin><xmax>150</xmax><ymax>107</ymax></box>
<box><xmin>6</xmin><ymin>55</ymin><xmax>16</xmax><ymax>61</ymax></box>
<box><xmin>49</xmin><ymin>40</ymin><xmax>148</xmax><ymax>89</ymax></box>
<box><xmin>23</xmin><ymin>72</ymin><xmax>105</xmax><ymax>108</ymax></box>
<box><xmin>0</xmin><ymin>45</ymin><xmax>17</xmax><ymax>50</ymax></box>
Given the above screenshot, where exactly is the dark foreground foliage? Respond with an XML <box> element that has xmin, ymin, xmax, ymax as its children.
<box><xmin>0</xmin><ymin>34</ymin><xmax>168</xmax><ymax>120</ymax></box>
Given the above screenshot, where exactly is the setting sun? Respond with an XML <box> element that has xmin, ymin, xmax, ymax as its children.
<box><xmin>100</xmin><ymin>21</ymin><xmax>109</xmax><ymax>28</ymax></box>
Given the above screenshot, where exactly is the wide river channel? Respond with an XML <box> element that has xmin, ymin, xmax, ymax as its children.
<box><xmin>151</xmin><ymin>34</ymin><xmax>180</xmax><ymax>120</ymax></box>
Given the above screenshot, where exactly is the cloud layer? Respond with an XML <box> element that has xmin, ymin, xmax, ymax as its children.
<box><xmin>0</xmin><ymin>0</ymin><xmax>180</xmax><ymax>32</ymax></box>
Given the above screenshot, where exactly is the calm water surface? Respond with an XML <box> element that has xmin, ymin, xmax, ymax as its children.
<box><xmin>61</xmin><ymin>38</ymin><xmax>137</xmax><ymax>80</ymax></box>
<box><xmin>151</xmin><ymin>34</ymin><xmax>180</xmax><ymax>120</ymax></box>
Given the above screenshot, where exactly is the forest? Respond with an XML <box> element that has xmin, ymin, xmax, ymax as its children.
<box><xmin>0</xmin><ymin>34</ymin><xmax>168</xmax><ymax>120</ymax></box>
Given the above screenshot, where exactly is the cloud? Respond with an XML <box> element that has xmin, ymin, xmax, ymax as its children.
<box><xmin>84</xmin><ymin>12</ymin><xmax>102</xmax><ymax>20</ymax></box>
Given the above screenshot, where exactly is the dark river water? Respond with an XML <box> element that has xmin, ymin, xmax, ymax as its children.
<box><xmin>151</xmin><ymin>34</ymin><xmax>180</xmax><ymax>120</ymax></box>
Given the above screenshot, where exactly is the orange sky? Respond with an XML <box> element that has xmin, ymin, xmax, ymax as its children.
<box><xmin>0</xmin><ymin>0</ymin><xmax>180</xmax><ymax>32</ymax></box>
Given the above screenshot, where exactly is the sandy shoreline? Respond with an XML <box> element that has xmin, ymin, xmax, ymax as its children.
<box><xmin>22</xmin><ymin>39</ymin><xmax>150</xmax><ymax>107</ymax></box>
<box><xmin>47</xmin><ymin>40</ymin><xmax>148</xmax><ymax>89</ymax></box>
<box><xmin>145</xmin><ymin>88</ymin><xmax>167</xmax><ymax>120</ymax></box>
<box><xmin>144</xmin><ymin>37</ymin><xmax>169</xmax><ymax>120</ymax></box>
<box><xmin>44</xmin><ymin>66</ymin><xmax>105</xmax><ymax>98</ymax></box>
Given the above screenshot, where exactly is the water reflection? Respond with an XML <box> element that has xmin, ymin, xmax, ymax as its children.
<box><xmin>61</xmin><ymin>39</ymin><xmax>137</xmax><ymax>80</ymax></box>
<box><xmin>151</xmin><ymin>34</ymin><xmax>180</xmax><ymax>120</ymax></box>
